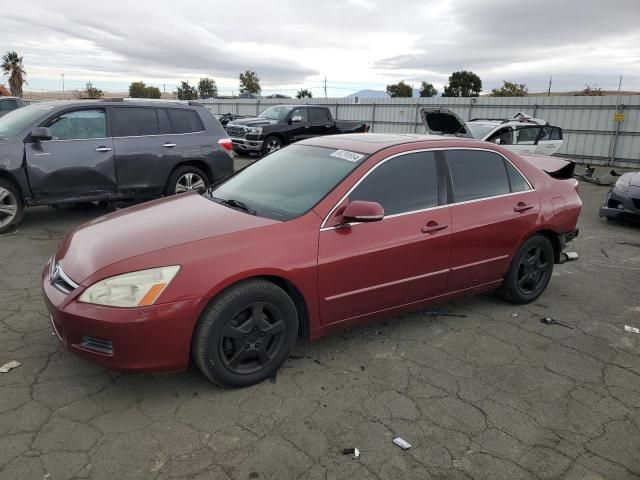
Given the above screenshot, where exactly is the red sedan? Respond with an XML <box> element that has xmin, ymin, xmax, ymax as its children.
<box><xmin>43</xmin><ymin>134</ymin><xmax>581</xmax><ymax>387</ymax></box>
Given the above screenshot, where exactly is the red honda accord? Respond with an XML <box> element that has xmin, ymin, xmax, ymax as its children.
<box><xmin>43</xmin><ymin>134</ymin><xmax>581</xmax><ymax>387</ymax></box>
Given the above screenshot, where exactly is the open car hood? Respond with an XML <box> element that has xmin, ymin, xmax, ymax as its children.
<box><xmin>420</xmin><ymin>107</ymin><xmax>472</xmax><ymax>138</ymax></box>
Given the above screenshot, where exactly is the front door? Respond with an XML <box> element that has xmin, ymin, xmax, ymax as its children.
<box><xmin>444</xmin><ymin>149</ymin><xmax>540</xmax><ymax>291</ymax></box>
<box><xmin>318</xmin><ymin>150</ymin><xmax>451</xmax><ymax>325</ymax></box>
<box><xmin>25</xmin><ymin>108</ymin><xmax>116</xmax><ymax>201</ymax></box>
<box><xmin>287</xmin><ymin>107</ymin><xmax>311</xmax><ymax>142</ymax></box>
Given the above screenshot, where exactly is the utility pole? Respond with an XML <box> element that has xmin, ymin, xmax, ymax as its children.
<box><xmin>547</xmin><ymin>76</ymin><xmax>552</xmax><ymax>96</ymax></box>
<box><xmin>163</xmin><ymin>83</ymin><xmax>166</xmax><ymax>93</ymax></box>
<box><xmin>324</xmin><ymin>77</ymin><xmax>327</xmax><ymax>99</ymax></box>
<box><xmin>61</xmin><ymin>73</ymin><xmax>65</xmax><ymax>99</ymax></box>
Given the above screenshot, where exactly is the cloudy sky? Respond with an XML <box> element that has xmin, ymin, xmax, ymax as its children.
<box><xmin>2</xmin><ymin>0</ymin><xmax>639</xmax><ymax>96</ymax></box>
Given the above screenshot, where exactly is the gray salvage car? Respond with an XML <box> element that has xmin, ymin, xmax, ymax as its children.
<box><xmin>0</xmin><ymin>99</ymin><xmax>234</xmax><ymax>233</ymax></box>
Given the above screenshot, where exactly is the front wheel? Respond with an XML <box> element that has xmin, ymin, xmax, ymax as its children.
<box><xmin>260</xmin><ymin>136</ymin><xmax>283</xmax><ymax>156</ymax></box>
<box><xmin>165</xmin><ymin>165</ymin><xmax>210</xmax><ymax>195</ymax></box>
<box><xmin>499</xmin><ymin>234</ymin><xmax>554</xmax><ymax>304</ymax></box>
<box><xmin>0</xmin><ymin>179</ymin><xmax>25</xmax><ymax>235</ymax></box>
<box><xmin>192</xmin><ymin>279</ymin><xmax>299</xmax><ymax>387</ymax></box>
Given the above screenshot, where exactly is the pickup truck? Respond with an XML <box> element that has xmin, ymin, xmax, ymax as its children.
<box><xmin>224</xmin><ymin>105</ymin><xmax>369</xmax><ymax>155</ymax></box>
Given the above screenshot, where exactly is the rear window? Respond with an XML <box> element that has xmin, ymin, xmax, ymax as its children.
<box><xmin>112</xmin><ymin>107</ymin><xmax>159</xmax><ymax>137</ymax></box>
<box><xmin>446</xmin><ymin>150</ymin><xmax>510</xmax><ymax>202</ymax></box>
<box><xmin>168</xmin><ymin>109</ymin><xmax>204</xmax><ymax>134</ymax></box>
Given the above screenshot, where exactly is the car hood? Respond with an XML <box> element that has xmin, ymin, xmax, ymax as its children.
<box><xmin>627</xmin><ymin>172</ymin><xmax>640</xmax><ymax>187</ymax></box>
<box><xmin>56</xmin><ymin>193</ymin><xmax>279</xmax><ymax>284</ymax></box>
<box><xmin>227</xmin><ymin>117</ymin><xmax>278</xmax><ymax>127</ymax></box>
<box><xmin>420</xmin><ymin>107</ymin><xmax>473</xmax><ymax>138</ymax></box>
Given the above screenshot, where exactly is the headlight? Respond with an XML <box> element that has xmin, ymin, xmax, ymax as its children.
<box><xmin>614</xmin><ymin>177</ymin><xmax>630</xmax><ymax>192</ymax></box>
<box><xmin>79</xmin><ymin>266</ymin><xmax>180</xmax><ymax>308</ymax></box>
<box><xmin>247</xmin><ymin>127</ymin><xmax>263</xmax><ymax>135</ymax></box>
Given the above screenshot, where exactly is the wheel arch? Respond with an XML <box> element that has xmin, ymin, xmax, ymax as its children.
<box><xmin>264</xmin><ymin>132</ymin><xmax>286</xmax><ymax>145</ymax></box>
<box><xmin>529</xmin><ymin>229</ymin><xmax>561</xmax><ymax>263</ymax></box>
<box><xmin>0</xmin><ymin>170</ymin><xmax>24</xmax><ymax>199</ymax></box>
<box><xmin>172</xmin><ymin>160</ymin><xmax>214</xmax><ymax>185</ymax></box>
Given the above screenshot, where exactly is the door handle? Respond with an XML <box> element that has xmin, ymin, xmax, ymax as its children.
<box><xmin>421</xmin><ymin>221</ymin><xmax>448</xmax><ymax>234</ymax></box>
<box><xmin>95</xmin><ymin>146</ymin><xmax>112</xmax><ymax>152</ymax></box>
<box><xmin>162</xmin><ymin>143</ymin><xmax>177</xmax><ymax>148</ymax></box>
<box><xmin>325</xmin><ymin>125</ymin><xmax>332</xmax><ymax>128</ymax></box>
<box><xmin>514</xmin><ymin>202</ymin><xmax>534</xmax><ymax>213</ymax></box>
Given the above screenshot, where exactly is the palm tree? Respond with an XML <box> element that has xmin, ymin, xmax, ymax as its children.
<box><xmin>2</xmin><ymin>51</ymin><xmax>27</xmax><ymax>97</ymax></box>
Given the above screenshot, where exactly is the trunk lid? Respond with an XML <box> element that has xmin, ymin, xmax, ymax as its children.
<box><xmin>520</xmin><ymin>153</ymin><xmax>576</xmax><ymax>179</ymax></box>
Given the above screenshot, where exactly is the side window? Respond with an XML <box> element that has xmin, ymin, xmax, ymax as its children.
<box><xmin>551</xmin><ymin>127</ymin><xmax>562</xmax><ymax>140</ymax></box>
<box><xmin>309</xmin><ymin>108</ymin><xmax>330</xmax><ymax>123</ymax></box>
<box><xmin>505</xmin><ymin>161</ymin><xmax>531</xmax><ymax>193</ymax></box>
<box><xmin>446</xmin><ymin>150</ymin><xmax>510</xmax><ymax>202</ymax></box>
<box><xmin>349</xmin><ymin>151</ymin><xmax>438</xmax><ymax>216</ymax></box>
<box><xmin>157</xmin><ymin>109</ymin><xmax>173</xmax><ymax>134</ymax></box>
<box><xmin>514</xmin><ymin>126</ymin><xmax>541</xmax><ymax>144</ymax></box>
<box><xmin>168</xmin><ymin>109</ymin><xmax>204</xmax><ymax>134</ymax></box>
<box><xmin>487</xmin><ymin>127</ymin><xmax>513</xmax><ymax>145</ymax></box>
<box><xmin>0</xmin><ymin>100</ymin><xmax>18</xmax><ymax>112</ymax></box>
<box><xmin>47</xmin><ymin>109</ymin><xmax>106</xmax><ymax>140</ymax></box>
<box><xmin>112</xmin><ymin>107</ymin><xmax>159</xmax><ymax>137</ymax></box>
<box><xmin>291</xmin><ymin>108</ymin><xmax>308</xmax><ymax>123</ymax></box>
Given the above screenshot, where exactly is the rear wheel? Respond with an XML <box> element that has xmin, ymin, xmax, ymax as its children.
<box><xmin>0</xmin><ymin>179</ymin><xmax>24</xmax><ymax>235</ymax></box>
<box><xmin>165</xmin><ymin>165</ymin><xmax>210</xmax><ymax>195</ymax></box>
<box><xmin>499</xmin><ymin>234</ymin><xmax>554</xmax><ymax>304</ymax></box>
<box><xmin>261</xmin><ymin>136</ymin><xmax>283</xmax><ymax>156</ymax></box>
<box><xmin>193</xmin><ymin>280</ymin><xmax>299</xmax><ymax>387</ymax></box>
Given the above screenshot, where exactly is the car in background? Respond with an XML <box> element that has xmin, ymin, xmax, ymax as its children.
<box><xmin>225</xmin><ymin>105</ymin><xmax>369</xmax><ymax>156</ymax></box>
<box><xmin>422</xmin><ymin>108</ymin><xmax>564</xmax><ymax>155</ymax></box>
<box><xmin>0</xmin><ymin>99</ymin><xmax>234</xmax><ymax>233</ymax></box>
<box><xmin>0</xmin><ymin>96</ymin><xmax>25</xmax><ymax>118</ymax></box>
<box><xmin>43</xmin><ymin>133</ymin><xmax>581</xmax><ymax>387</ymax></box>
<box><xmin>599</xmin><ymin>171</ymin><xmax>640</xmax><ymax>221</ymax></box>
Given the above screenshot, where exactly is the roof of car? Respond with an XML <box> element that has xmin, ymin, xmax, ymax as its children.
<box><xmin>28</xmin><ymin>99</ymin><xmax>203</xmax><ymax>109</ymax></box>
<box><xmin>300</xmin><ymin>133</ymin><xmax>476</xmax><ymax>154</ymax></box>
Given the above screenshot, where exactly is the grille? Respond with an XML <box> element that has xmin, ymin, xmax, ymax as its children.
<box><xmin>49</xmin><ymin>263</ymin><xmax>79</xmax><ymax>294</ymax></box>
<box><xmin>632</xmin><ymin>198</ymin><xmax>640</xmax><ymax>210</ymax></box>
<box><xmin>80</xmin><ymin>336</ymin><xmax>113</xmax><ymax>355</ymax></box>
<box><xmin>225</xmin><ymin>125</ymin><xmax>246</xmax><ymax>138</ymax></box>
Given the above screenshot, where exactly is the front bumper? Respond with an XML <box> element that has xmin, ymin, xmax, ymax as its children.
<box><xmin>230</xmin><ymin>137</ymin><xmax>264</xmax><ymax>153</ymax></box>
<box><xmin>42</xmin><ymin>263</ymin><xmax>204</xmax><ymax>374</ymax></box>
<box><xmin>599</xmin><ymin>188</ymin><xmax>640</xmax><ymax>220</ymax></box>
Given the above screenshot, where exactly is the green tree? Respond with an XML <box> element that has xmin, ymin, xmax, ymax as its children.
<box><xmin>386</xmin><ymin>81</ymin><xmax>413</xmax><ymax>98</ymax></box>
<box><xmin>198</xmin><ymin>77</ymin><xmax>218</xmax><ymax>99</ymax></box>
<box><xmin>296</xmin><ymin>88</ymin><xmax>312</xmax><ymax>99</ymax></box>
<box><xmin>73</xmin><ymin>85</ymin><xmax>103</xmax><ymax>99</ymax></box>
<box><xmin>128</xmin><ymin>81</ymin><xmax>161</xmax><ymax>99</ymax></box>
<box><xmin>442</xmin><ymin>71</ymin><xmax>482</xmax><ymax>97</ymax></box>
<box><xmin>239</xmin><ymin>70</ymin><xmax>261</xmax><ymax>95</ymax></box>
<box><xmin>490</xmin><ymin>81</ymin><xmax>528</xmax><ymax>97</ymax></box>
<box><xmin>1</xmin><ymin>51</ymin><xmax>27</xmax><ymax>97</ymax></box>
<box><xmin>578</xmin><ymin>84</ymin><xmax>603</xmax><ymax>96</ymax></box>
<box><xmin>419</xmin><ymin>81</ymin><xmax>437</xmax><ymax>97</ymax></box>
<box><xmin>176</xmin><ymin>81</ymin><xmax>198</xmax><ymax>100</ymax></box>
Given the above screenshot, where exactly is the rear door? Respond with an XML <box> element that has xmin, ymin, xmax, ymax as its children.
<box><xmin>25</xmin><ymin>107</ymin><xmax>116</xmax><ymax>200</ymax></box>
<box><xmin>318</xmin><ymin>150</ymin><xmax>451</xmax><ymax>325</ymax></box>
<box><xmin>444</xmin><ymin>149</ymin><xmax>539</xmax><ymax>291</ymax></box>
<box><xmin>508</xmin><ymin>125</ymin><xmax>544</xmax><ymax>155</ymax></box>
<box><xmin>111</xmin><ymin>106</ymin><xmax>182</xmax><ymax>196</ymax></box>
<box><xmin>535</xmin><ymin>126</ymin><xmax>563</xmax><ymax>155</ymax></box>
<box><xmin>309</xmin><ymin>108</ymin><xmax>336</xmax><ymax>136</ymax></box>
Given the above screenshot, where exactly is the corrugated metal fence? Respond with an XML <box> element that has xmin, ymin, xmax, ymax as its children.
<box><xmin>202</xmin><ymin>96</ymin><xmax>640</xmax><ymax>167</ymax></box>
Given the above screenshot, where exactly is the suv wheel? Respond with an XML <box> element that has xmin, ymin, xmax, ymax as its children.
<box><xmin>165</xmin><ymin>166</ymin><xmax>210</xmax><ymax>195</ymax></box>
<box><xmin>192</xmin><ymin>279</ymin><xmax>299</xmax><ymax>388</ymax></box>
<box><xmin>261</xmin><ymin>136</ymin><xmax>283</xmax><ymax>156</ymax></box>
<box><xmin>499</xmin><ymin>234</ymin><xmax>554</xmax><ymax>304</ymax></box>
<box><xmin>0</xmin><ymin>179</ymin><xmax>25</xmax><ymax>235</ymax></box>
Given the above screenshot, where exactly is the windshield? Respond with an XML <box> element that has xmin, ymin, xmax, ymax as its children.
<box><xmin>0</xmin><ymin>103</ymin><xmax>56</xmax><ymax>138</ymax></box>
<box><xmin>208</xmin><ymin>145</ymin><xmax>367</xmax><ymax>220</ymax></box>
<box><xmin>466</xmin><ymin>123</ymin><xmax>498</xmax><ymax>139</ymax></box>
<box><xmin>259</xmin><ymin>106</ymin><xmax>293</xmax><ymax>121</ymax></box>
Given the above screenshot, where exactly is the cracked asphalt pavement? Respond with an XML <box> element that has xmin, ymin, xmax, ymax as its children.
<box><xmin>1</xmin><ymin>167</ymin><xmax>639</xmax><ymax>479</ymax></box>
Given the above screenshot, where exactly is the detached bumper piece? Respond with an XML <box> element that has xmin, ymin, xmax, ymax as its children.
<box><xmin>558</xmin><ymin>229</ymin><xmax>579</xmax><ymax>264</ymax></box>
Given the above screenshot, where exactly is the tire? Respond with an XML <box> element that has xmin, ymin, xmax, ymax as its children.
<box><xmin>0</xmin><ymin>179</ymin><xmax>25</xmax><ymax>235</ymax></box>
<box><xmin>164</xmin><ymin>165</ymin><xmax>210</xmax><ymax>195</ymax></box>
<box><xmin>260</xmin><ymin>135</ymin><xmax>283</xmax><ymax>156</ymax></box>
<box><xmin>499</xmin><ymin>234</ymin><xmax>554</xmax><ymax>304</ymax></box>
<box><xmin>192</xmin><ymin>279</ymin><xmax>299</xmax><ymax>387</ymax></box>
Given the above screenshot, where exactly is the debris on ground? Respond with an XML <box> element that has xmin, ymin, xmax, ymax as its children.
<box><xmin>418</xmin><ymin>311</ymin><xmax>468</xmax><ymax>318</ymax></box>
<box><xmin>393</xmin><ymin>437</ymin><xmax>412</xmax><ymax>450</ymax></box>
<box><xmin>600</xmin><ymin>248</ymin><xmax>609</xmax><ymax>258</ymax></box>
<box><xmin>0</xmin><ymin>360</ymin><xmax>21</xmax><ymax>373</ymax></box>
<box><xmin>540</xmin><ymin>317</ymin><xmax>574</xmax><ymax>329</ymax></box>
<box><xmin>342</xmin><ymin>448</ymin><xmax>360</xmax><ymax>458</ymax></box>
<box><xmin>577</xmin><ymin>166</ymin><xmax>621</xmax><ymax>185</ymax></box>
<box><xmin>624</xmin><ymin>325</ymin><xmax>640</xmax><ymax>334</ymax></box>
<box><xmin>511</xmin><ymin>313</ymin><xmax>519</xmax><ymax>318</ymax></box>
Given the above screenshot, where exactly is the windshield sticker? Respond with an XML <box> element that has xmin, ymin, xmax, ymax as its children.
<box><xmin>330</xmin><ymin>150</ymin><xmax>364</xmax><ymax>162</ymax></box>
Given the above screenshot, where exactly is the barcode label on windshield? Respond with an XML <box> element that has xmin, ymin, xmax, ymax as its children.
<box><xmin>330</xmin><ymin>150</ymin><xmax>364</xmax><ymax>162</ymax></box>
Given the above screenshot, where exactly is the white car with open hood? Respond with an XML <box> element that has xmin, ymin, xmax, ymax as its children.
<box><xmin>421</xmin><ymin>108</ymin><xmax>564</xmax><ymax>155</ymax></box>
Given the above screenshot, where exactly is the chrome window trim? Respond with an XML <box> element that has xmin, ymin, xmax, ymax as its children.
<box><xmin>41</xmin><ymin>130</ymin><xmax>205</xmax><ymax>143</ymax></box>
<box><xmin>319</xmin><ymin>146</ymin><xmax>535</xmax><ymax>231</ymax></box>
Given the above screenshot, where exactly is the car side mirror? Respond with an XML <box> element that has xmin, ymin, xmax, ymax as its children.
<box><xmin>31</xmin><ymin>127</ymin><xmax>53</xmax><ymax>141</ymax></box>
<box><xmin>493</xmin><ymin>138</ymin><xmax>502</xmax><ymax>145</ymax></box>
<box><xmin>342</xmin><ymin>201</ymin><xmax>384</xmax><ymax>223</ymax></box>
<box><xmin>291</xmin><ymin>115</ymin><xmax>303</xmax><ymax>123</ymax></box>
